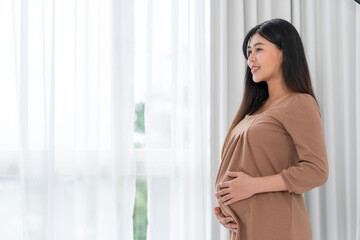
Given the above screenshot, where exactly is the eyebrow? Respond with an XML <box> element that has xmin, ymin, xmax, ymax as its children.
<box><xmin>247</xmin><ymin>42</ymin><xmax>265</xmax><ymax>49</ymax></box>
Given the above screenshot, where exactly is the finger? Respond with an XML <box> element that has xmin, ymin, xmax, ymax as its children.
<box><xmin>218</xmin><ymin>194</ymin><xmax>232</xmax><ymax>204</ymax></box>
<box><xmin>214</xmin><ymin>188</ymin><xmax>231</xmax><ymax>198</ymax></box>
<box><xmin>217</xmin><ymin>181</ymin><xmax>231</xmax><ymax>189</ymax></box>
<box><xmin>214</xmin><ymin>211</ymin><xmax>226</xmax><ymax>219</ymax></box>
<box><xmin>224</xmin><ymin>198</ymin><xmax>237</xmax><ymax>206</ymax></box>
<box><xmin>221</xmin><ymin>217</ymin><xmax>234</xmax><ymax>224</ymax></box>
<box><xmin>214</xmin><ymin>211</ymin><xmax>233</xmax><ymax>224</ymax></box>
<box><xmin>224</xmin><ymin>223</ymin><xmax>238</xmax><ymax>229</ymax></box>
<box><xmin>213</xmin><ymin>207</ymin><xmax>224</xmax><ymax>216</ymax></box>
<box><xmin>213</xmin><ymin>206</ymin><xmax>221</xmax><ymax>213</ymax></box>
<box><xmin>223</xmin><ymin>223</ymin><xmax>238</xmax><ymax>231</ymax></box>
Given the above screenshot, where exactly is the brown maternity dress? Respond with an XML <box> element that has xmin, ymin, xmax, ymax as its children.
<box><xmin>215</xmin><ymin>93</ymin><xmax>328</xmax><ymax>240</ymax></box>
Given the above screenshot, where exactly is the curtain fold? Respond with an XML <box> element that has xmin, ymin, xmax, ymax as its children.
<box><xmin>355</xmin><ymin>3</ymin><xmax>360</xmax><ymax>240</ymax></box>
<box><xmin>0</xmin><ymin>0</ymin><xmax>136</xmax><ymax>239</ymax></box>
<box><xmin>210</xmin><ymin>0</ymin><xmax>229</xmax><ymax>239</ymax></box>
<box><xmin>114</xmin><ymin>0</ymin><xmax>136</xmax><ymax>239</ymax></box>
<box><xmin>144</xmin><ymin>0</ymin><xmax>210</xmax><ymax>239</ymax></box>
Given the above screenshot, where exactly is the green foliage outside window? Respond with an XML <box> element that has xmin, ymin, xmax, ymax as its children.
<box><xmin>134</xmin><ymin>102</ymin><xmax>145</xmax><ymax>134</ymax></box>
<box><xmin>133</xmin><ymin>102</ymin><xmax>147</xmax><ymax>240</ymax></box>
<box><xmin>133</xmin><ymin>176</ymin><xmax>148</xmax><ymax>240</ymax></box>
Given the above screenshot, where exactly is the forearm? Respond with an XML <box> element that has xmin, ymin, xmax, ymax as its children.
<box><xmin>253</xmin><ymin>174</ymin><xmax>288</xmax><ymax>194</ymax></box>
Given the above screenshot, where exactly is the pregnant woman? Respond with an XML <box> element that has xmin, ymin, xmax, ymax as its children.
<box><xmin>214</xmin><ymin>19</ymin><xmax>328</xmax><ymax>240</ymax></box>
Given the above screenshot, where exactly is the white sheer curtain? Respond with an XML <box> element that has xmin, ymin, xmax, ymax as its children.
<box><xmin>210</xmin><ymin>0</ymin><xmax>360</xmax><ymax>240</ymax></box>
<box><xmin>0</xmin><ymin>0</ymin><xmax>136</xmax><ymax>240</ymax></box>
<box><xmin>144</xmin><ymin>0</ymin><xmax>211</xmax><ymax>239</ymax></box>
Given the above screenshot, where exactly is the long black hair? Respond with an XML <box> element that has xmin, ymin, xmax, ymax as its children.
<box><xmin>221</xmin><ymin>18</ymin><xmax>316</xmax><ymax>157</ymax></box>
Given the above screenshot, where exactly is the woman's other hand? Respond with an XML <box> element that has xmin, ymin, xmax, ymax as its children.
<box><xmin>213</xmin><ymin>206</ymin><xmax>238</xmax><ymax>233</ymax></box>
<box><xmin>215</xmin><ymin>171</ymin><xmax>256</xmax><ymax>205</ymax></box>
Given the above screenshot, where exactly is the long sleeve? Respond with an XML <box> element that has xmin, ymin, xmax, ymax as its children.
<box><xmin>280</xmin><ymin>94</ymin><xmax>329</xmax><ymax>194</ymax></box>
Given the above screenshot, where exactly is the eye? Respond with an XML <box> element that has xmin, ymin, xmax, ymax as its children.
<box><xmin>247</xmin><ymin>51</ymin><xmax>252</xmax><ymax>57</ymax></box>
<box><xmin>256</xmin><ymin>48</ymin><xmax>262</xmax><ymax>52</ymax></box>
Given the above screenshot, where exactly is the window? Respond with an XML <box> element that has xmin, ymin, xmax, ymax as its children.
<box><xmin>133</xmin><ymin>0</ymin><xmax>148</xmax><ymax>239</ymax></box>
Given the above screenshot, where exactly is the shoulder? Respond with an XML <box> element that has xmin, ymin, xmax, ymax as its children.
<box><xmin>288</xmin><ymin>93</ymin><xmax>318</xmax><ymax>108</ymax></box>
<box><xmin>283</xmin><ymin>93</ymin><xmax>321</xmax><ymax>122</ymax></box>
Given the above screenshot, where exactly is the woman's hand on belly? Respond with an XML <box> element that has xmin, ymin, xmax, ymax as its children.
<box><xmin>213</xmin><ymin>206</ymin><xmax>238</xmax><ymax>233</ymax></box>
<box><xmin>215</xmin><ymin>171</ymin><xmax>256</xmax><ymax>205</ymax></box>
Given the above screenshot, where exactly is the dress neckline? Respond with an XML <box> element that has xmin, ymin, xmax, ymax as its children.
<box><xmin>245</xmin><ymin>92</ymin><xmax>298</xmax><ymax>118</ymax></box>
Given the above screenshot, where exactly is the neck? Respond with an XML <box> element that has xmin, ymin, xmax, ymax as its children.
<box><xmin>266</xmin><ymin>77</ymin><xmax>291</xmax><ymax>102</ymax></box>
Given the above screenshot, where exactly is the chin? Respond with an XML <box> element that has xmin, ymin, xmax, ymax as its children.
<box><xmin>252</xmin><ymin>77</ymin><xmax>264</xmax><ymax>83</ymax></box>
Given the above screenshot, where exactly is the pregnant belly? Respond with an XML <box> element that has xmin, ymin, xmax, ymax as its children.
<box><xmin>215</xmin><ymin>174</ymin><xmax>252</xmax><ymax>225</ymax></box>
<box><xmin>217</xmin><ymin>190</ymin><xmax>292</xmax><ymax>228</ymax></box>
<box><xmin>217</xmin><ymin>193</ymin><xmax>253</xmax><ymax>225</ymax></box>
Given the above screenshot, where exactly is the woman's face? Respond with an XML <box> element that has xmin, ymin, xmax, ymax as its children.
<box><xmin>247</xmin><ymin>33</ymin><xmax>283</xmax><ymax>83</ymax></box>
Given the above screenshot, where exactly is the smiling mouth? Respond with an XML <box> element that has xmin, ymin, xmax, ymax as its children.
<box><xmin>251</xmin><ymin>67</ymin><xmax>260</xmax><ymax>74</ymax></box>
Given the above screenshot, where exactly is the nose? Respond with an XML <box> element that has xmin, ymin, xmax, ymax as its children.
<box><xmin>248</xmin><ymin>53</ymin><xmax>255</xmax><ymax>67</ymax></box>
